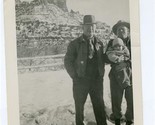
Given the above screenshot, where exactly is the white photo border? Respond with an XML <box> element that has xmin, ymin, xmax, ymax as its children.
<box><xmin>4</xmin><ymin>0</ymin><xmax>143</xmax><ymax>125</ymax></box>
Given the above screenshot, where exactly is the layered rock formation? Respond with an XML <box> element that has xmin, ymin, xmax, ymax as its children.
<box><xmin>15</xmin><ymin>0</ymin><xmax>112</xmax><ymax>58</ymax></box>
<box><xmin>47</xmin><ymin>0</ymin><xmax>68</xmax><ymax>12</ymax></box>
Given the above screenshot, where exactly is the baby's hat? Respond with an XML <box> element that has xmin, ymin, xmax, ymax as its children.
<box><xmin>112</xmin><ymin>38</ymin><xmax>124</xmax><ymax>47</ymax></box>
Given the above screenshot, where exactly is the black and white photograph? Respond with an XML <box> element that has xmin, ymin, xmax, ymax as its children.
<box><xmin>4</xmin><ymin>0</ymin><xmax>143</xmax><ymax>125</ymax></box>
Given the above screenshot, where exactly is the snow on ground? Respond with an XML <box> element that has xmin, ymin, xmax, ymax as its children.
<box><xmin>18</xmin><ymin>65</ymin><xmax>126</xmax><ymax>125</ymax></box>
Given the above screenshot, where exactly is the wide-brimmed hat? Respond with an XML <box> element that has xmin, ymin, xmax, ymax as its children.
<box><xmin>112</xmin><ymin>20</ymin><xmax>130</xmax><ymax>35</ymax></box>
<box><xmin>81</xmin><ymin>15</ymin><xmax>96</xmax><ymax>25</ymax></box>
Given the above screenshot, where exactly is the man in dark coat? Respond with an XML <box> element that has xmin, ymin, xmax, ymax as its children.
<box><xmin>64</xmin><ymin>15</ymin><xmax>107</xmax><ymax>125</ymax></box>
<box><xmin>106</xmin><ymin>21</ymin><xmax>133</xmax><ymax>125</ymax></box>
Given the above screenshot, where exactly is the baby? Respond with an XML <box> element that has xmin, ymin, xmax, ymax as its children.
<box><xmin>106</xmin><ymin>38</ymin><xmax>131</xmax><ymax>88</ymax></box>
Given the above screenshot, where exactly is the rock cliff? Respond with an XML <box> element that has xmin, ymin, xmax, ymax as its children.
<box><xmin>15</xmin><ymin>0</ymin><xmax>112</xmax><ymax>58</ymax></box>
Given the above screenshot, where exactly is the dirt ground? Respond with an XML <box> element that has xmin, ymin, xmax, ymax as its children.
<box><xmin>18</xmin><ymin>65</ymin><xmax>127</xmax><ymax>125</ymax></box>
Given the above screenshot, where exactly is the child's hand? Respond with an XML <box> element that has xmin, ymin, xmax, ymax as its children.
<box><xmin>118</xmin><ymin>55</ymin><xmax>124</xmax><ymax>62</ymax></box>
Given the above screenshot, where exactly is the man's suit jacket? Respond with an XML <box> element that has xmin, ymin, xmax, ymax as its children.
<box><xmin>64</xmin><ymin>35</ymin><xmax>106</xmax><ymax>79</ymax></box>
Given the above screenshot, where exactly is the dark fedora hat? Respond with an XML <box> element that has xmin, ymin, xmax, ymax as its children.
<box><xmin>81</xmin><ymin>15</ymin><xmax>96</xmax><ymax>25</ymax></box>
<box><xmin>112</xmin><ymin>20</ymin><xmax>130</xmax><ymax>35</ymax></box>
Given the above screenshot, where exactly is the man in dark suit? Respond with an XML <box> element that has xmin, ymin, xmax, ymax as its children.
<box><xmin>64</xmin><ymin>15</ymin><xmax>107</xmax><ymax>125</ymax></box>
<box><xmin>106</xmin><ymin>21</ymin><xmax>133</xmax><ymax>125</ymax></box>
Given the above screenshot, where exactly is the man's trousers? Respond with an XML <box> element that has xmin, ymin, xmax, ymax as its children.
<box><xmin>109</xmin><ymin>69</ymin><xmax>134</xmax><ymax>122</ymax></box>
<box><xmin>73</xmin><ymin>77</ymin><xmax>107</xmax><ymax>125</ymax></box>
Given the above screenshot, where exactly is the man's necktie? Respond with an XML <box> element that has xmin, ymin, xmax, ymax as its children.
<box><xmin>89</xmin><ymin>39</ymin><xmax>95</xmax><ymax>59</ymax></box>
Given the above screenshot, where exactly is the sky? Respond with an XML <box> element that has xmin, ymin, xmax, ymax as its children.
<box><xmin>67</xmin><ymin>0</ymin><xmax>130</xmax><ymax>26</ymax></box>
<box><xmin>21</xmin><ymin>0</ymin><xmax>130</xmax><ymax>27</ymax></box>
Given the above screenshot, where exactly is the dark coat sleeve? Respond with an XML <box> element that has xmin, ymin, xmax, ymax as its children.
<box><xmin>64</xmin><ymin>41</ymin><xmax>78</xmax><ymax>79</ymax></box>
